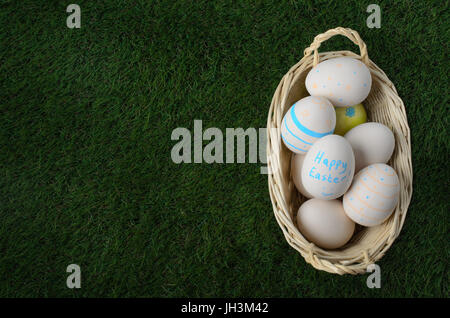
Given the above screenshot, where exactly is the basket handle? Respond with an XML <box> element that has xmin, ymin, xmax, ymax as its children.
<box><xmin>303</xmin><ymin>27</ymin><xmax>369</xmax><ymax>66</ymax></box>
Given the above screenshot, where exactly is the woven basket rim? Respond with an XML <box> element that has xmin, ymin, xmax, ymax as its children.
<box><xmin>266</xmin><ymin>27</ymin><xmax>413</xmax><ymax>275</ymax></box>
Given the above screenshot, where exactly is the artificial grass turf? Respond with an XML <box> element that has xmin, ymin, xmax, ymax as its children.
<box><xmin>0</xmin><ymin>0</ymin><xmax>448</xmax><ymax>297</ymax></box>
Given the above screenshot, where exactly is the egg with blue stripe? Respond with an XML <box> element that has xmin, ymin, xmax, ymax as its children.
<box><xmin>281</xmin><ymin>96</ymin><xmax>336</xmax><ymax>154</ymax></box>
<box><xmin>343</xmin><ymin>163</ymin><xmax>399</xmax><ymax>227</ymax></box>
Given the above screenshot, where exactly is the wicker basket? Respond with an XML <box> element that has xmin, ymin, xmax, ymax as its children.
<box><xmin>267</xmin><ymin>27</ymin><xmax>413</xmax><ymax>275</ymax></box>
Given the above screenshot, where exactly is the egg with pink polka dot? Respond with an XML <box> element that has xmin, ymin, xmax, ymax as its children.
<box><xmin>305</xmin><ymin>57</ymin><xmax>372</xmax><ymax>107</ymax></box>
<box><xmin>343</xmin><ymin>163</ymin><xmax>399</xmax><ymax>227</ymax></box>
<box><xmin>281</xmin><ymin>96</ymin><xmax>336</xmax><ymax>154</ymax></box>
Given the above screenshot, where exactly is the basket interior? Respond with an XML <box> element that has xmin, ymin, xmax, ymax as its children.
<box><xmin>279</xmin><ymin>52</ymin><xmax>407</xmax><ymax>259</ymax></box>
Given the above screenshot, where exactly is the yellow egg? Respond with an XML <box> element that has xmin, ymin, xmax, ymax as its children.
<box><xmin>334</xmin><ymin>103</ymin><xmax>367</xmax><ymax>136</ymax></box>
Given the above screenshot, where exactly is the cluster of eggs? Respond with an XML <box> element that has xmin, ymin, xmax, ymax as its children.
<box><xmin>282</xmin><ymin>57</ymin><xmax>399</xmax><ymax>249</ymax></box>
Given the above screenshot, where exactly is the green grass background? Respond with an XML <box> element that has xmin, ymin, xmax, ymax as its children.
<box><xmin>0</xmin><ymin>0</ymin><xmax>448</xmax><ymax>297</ymax></box>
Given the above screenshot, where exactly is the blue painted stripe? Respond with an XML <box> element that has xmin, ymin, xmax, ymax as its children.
<box><xmin>290</xmin><ymin>105</ymin><xmax>334</xmax><ymax>138</ymax></box>
<box><xmin>281</xmin><ymin>133</ymin><xmax>307</xmax><ymax>152</ymax></box>
<box><xmin>284</xmin><ymin>118</ymin><xmax>312</xmax><ymax>145</ymax></box>
<box><xmin>321</xmin><ymin>192</ymin><xmax>334</xmax><ymax>197</ymax></box>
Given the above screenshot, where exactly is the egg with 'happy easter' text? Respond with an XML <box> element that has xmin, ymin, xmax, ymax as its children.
<box><xmin>305</xmin><ymin>57</ymin><xmax>372</xmax><ymax>107</ymax></box>
<box><xmin>296</xmin><ymin>199</ymin><xmax>355</xmax><ymax>249</ymax></box>
<box><xmin>343</xmin><ymin>163</ymin><xmax>399</xmax><ymax>227</ymax></box>
<box><xmin>281</xmin><ymin>96</ymin><xmax>336</xmax><ymax>154</ymax></box>
<box><xmin>344</xmin><ymin>122</ymin><xmax>395</xmax><ymax>172</ymax></box>
<box><xmin>301</xmin><ymin>134</ymin><xmax>355</xmax><ymax>200</ymax></box>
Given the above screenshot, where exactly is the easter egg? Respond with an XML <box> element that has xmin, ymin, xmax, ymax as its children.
<box><xmin>343</xmin><ymin>163</ymin><xmax>399</xmax><ymax>227</ymax></box>
<box><xmin>301</xmin><ymin>134</ymin><xmax>355</xmax><ymax>200</ymax></box>
<box><xmin>296</xmin><ymin>199</ymin><xmax>355</xmax><ymax>249</ymax></box>
<box><xmin>305</xmin><ymin>57</ymin><xmax>372</xmax><ymax>107</ymax></box>
<box><xmin>291</xmin><ymin>154</ymin><xmax>313</xmax><ymax>199</ymax></box>
<box><xmin>281</xmin><ymin>96</ymin><xmax>336</xmax><ymax>154</ymax></box>
<box><xmin>344</xmin><ymin>122</ymin><xmax>395</xmax><ymax>172</ymax></box>
<box><xmin>334</xmin><ymin>103</ymin><xmax>367</xmax><ymax>136</ymax></box>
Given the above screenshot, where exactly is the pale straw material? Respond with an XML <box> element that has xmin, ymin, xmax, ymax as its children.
<box><xmin>267</xmin><ymin>27</ymin><xmax>413</xmax><ymax>275</ymax></box>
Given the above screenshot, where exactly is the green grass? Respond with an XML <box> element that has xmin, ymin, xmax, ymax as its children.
<box><xmin>0</xmin><ymin>0</ymin><xmax>448</xmax><ymax>297</ymax></box>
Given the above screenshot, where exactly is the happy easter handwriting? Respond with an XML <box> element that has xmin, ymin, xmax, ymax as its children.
<box><xmin>308</xmin><ymin>150</ymin><xmax>349</xmax><ymax>184</ymax></box>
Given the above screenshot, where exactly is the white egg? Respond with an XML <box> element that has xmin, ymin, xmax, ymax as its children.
<box><xmin>343</xmin><ymin>163</ymin><xmax>399</xmax><ymax>227</ymax></box>
<box><xmin>344</xmin><ymin>122</ymin><xmax>395</xmax><ymax>172</ymax></box>
<box><xmin>296</xmin><ymin>199</ymin><xmax>355</xmax><ymax>249</ymax></box>
<box><xmin>291</xmin><ymin>154</ymin><xmax>313</xmax><ymax>198</ymax></box>
<box><xmin>281</xmin><ymin>96</ymin><xmax>336</xmax><ymax>154</ymax></box>
<box><xmin>301</xmin><ymin>134</ymin><xmax>355</xmax><ymax>200</ymax></box>
<box><xmin>305</xmin><ymin>57</ymin><xmax>372</xmax><ymax>107</ymax></box>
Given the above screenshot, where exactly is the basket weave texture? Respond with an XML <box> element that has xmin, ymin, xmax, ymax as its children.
<box><xmin>266</xmin><ymin>27</ymin><xmax>413</xmax><ymax>275</ymax></box>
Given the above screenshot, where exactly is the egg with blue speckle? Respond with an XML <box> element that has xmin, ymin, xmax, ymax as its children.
<box><xmin>305</xmin><ymin>57</ymin><xmax>372</xmax><ymax>107</ymax></box>
<box><xmin>343</xmin><ymin>163</ymin><xmax>399</xmax><ymax>227</ymax></box>
<box><xmin>281</xmin><ymin>96</ymin><xmax>336</xmax><ymax>154</ymax></box>
<box><xmin>301</xmin><ymin>134</ymin><xmax>355</xmax><ymax>200</ymax></box>
<box><xmin>334</xmin><ymin>103</ymin><xmax>367</xmax><ymax>136</ymax></box>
